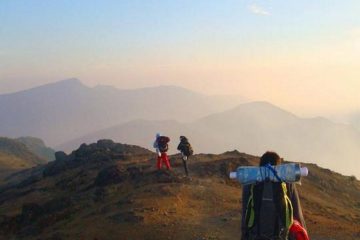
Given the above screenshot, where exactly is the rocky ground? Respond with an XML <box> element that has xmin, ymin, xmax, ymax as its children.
<box><xmin>0</xmin><ymin>140</ymin><xmax>359</xmax><ymax>240</ymax></box>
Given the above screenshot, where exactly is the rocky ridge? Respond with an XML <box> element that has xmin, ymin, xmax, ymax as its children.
<box><xmin>0</xmin><ymin>140</ymin><xmax>359</xmax><ymax>240</ymax></box>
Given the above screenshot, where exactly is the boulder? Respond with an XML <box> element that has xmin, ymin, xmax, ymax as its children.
<box><xmin>55</xmin><ymin>151</ymin><xmax>68</xmax><ymax>162</ymax></box>
<box><xmin>96</xmin><ymin>139</ymin><xmax>115</xmax><ymax>149</ymax></box>
<box><xmin>43</xmin><ymin>160</ymin><xmax>68</xmax><ymax>177</ymax></box>
<box><xmin>95</xmin><ymin>165</ymin><xmax>128</xmax><ymax>187</ymax></box>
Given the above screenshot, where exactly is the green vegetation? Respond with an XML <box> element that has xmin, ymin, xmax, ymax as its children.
<box><xmin>16</xmin><ymin>137</ymin><xmax>55</xmax><ymax>162</ymax></box>
<box><xmin>0</xmin><ymin>137</ymin><xmax>49</xmax><ymax>174</ymax></box>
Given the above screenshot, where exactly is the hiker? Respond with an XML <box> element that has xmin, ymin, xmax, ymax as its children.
<box><xmin>153</xmin><ymin>133</ymin><xmax>171</xmax><ymax>170</ymax></box>
<box><xmin>241</xmin><ymin>151</ymin><xmax>308</xmax><ymax>240</ymax></box>
<box><xmin>177</xmin><ymin>136</ymin><xmax>193</xmax><ymax>176</ymax></box>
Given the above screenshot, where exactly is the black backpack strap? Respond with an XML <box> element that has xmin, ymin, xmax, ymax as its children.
<box><xmin>258</xmin><ymin>182</ymin><xmax>279</xmax><ymax>237</ymax></box>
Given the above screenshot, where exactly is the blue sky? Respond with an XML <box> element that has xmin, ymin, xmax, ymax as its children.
<box><xmin>1</xmin><ymin>1</ymin><xmax>360</xmax><ymax>116</ymax></box>
<box><xmin>2</xmin><ymin>1</ymin><xmax>358</xmax><ymax>53</ymax></box>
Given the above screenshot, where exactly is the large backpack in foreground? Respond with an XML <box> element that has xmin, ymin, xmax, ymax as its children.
<box><xmin>244</xmin><ymin>181</ymin><xmax>293</xmax><ymax>240</ymax></box>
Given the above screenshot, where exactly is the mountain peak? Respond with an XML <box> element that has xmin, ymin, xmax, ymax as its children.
<box><xmin>130</xmin><ymin>85</ymin><xmax>201</xmax><ymax>96</ymax></box>
<box><xmin>0</xmin><ymin>78</ymin><xmax>86</xmax><ymax>97</ymax></box>
<box><xmin>237</xmin><ymin>101</ymin><xmax>280</xmax><ymax>109</ymax></box>
<box><xmin>229</xmin><ymin>101</ymin><xmax>298</xmax><ymax>118</ymax></box>
<box><xmin>51</xmin><ymin>78</ymin><xmax>84</xmax><ymax>87</ymax></box>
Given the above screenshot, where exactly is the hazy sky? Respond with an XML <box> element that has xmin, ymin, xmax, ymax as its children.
<box><xmin>1</xmin><ymin>1</ymin><xmax>360</xmax><ymax>117</ymax></box>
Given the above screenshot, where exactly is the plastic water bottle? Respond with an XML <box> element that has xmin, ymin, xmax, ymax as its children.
<box><xmin>229</xmin><ymin>163</ymin><xmax>308</xmax><ymax>185</ymax></box>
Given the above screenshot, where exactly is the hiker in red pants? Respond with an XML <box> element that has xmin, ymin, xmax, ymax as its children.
<box><xmin>153</xmin><ymin>133</ymin><xmax>171</xmax><ymax>170</ymax></box>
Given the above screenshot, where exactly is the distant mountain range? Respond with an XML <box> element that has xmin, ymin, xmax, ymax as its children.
<box><xmin>1</xmin><ymin>79</ymin><xmax>359</xmax><ymax>178</ymax></box>
<box><xmin>0</xmin><ymin>79</ymin><xmax>245</xmax><ymax>147</ymax></box>
<box><xmin>0</xmin><ymin>137</ymin><xmax>54</xmax><ymax>177</ymax></box>
<box><xmin>60</xmin><ymin>102</ymin><xmax>360</xmax><ymax>178</ymax></box>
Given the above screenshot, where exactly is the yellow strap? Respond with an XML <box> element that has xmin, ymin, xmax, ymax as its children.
<box><xmin>282</xmin><ymin>183</ymin><xmax>294</xmax><ymax>235</ymax></box>
<box><xmin>246</xmin><ymin>185</ymin><xmax>255</xmax><ymax>228</ymax></box>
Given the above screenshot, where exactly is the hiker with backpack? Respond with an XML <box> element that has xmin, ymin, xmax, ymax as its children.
<box><xmin>241</xmin><ymin>151</ymin><xmax>309</xmax><ymax>240</ymax></box>
<box><xmin>153</xmin><ymin>133</ymin><xmax>171</xmax><ymax>170</ymax></box>
<box><xmin>177</xmin><ymin>136</ymin><xmax>193</xmax><ymax>176</ymax></box>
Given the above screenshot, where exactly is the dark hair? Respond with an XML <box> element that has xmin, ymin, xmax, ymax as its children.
<box><xmin>259</xmin><ymin>151</ymin><xmax>281</xmax><ymax>166</ymax></box>
<box><xmin>180</xmin><ymin>136</ymin><xmax>187</xmax><ymax>141</ymax></box>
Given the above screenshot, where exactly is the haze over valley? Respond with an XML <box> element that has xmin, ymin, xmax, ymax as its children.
<box><xmin>0</xmin><ymin>79</ymin><xmax>359</xmax><ymax>178</ymax></box>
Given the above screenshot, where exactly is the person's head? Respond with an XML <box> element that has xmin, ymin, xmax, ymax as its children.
<box><xmin>156</xmin><ymin>133</ymin><xmax>161</xmax><ymax>139</ymax></box>
<box><xmin>259</xmin><ymin>151</ymin><xmax>281</xmax><ymax>166</ymax></box>
<box><xmin>180</xmin><ymin>136</ymin><xmax>187</xmax><ymax>141</ymax></box>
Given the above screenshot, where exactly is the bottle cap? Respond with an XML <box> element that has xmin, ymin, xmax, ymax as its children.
<box><xmin>229</xmin><ymin>172</ymin><xmax>237</xmax><ymax>179</ymax></box>
<box><xmin>300</xmin><ymin>167</ymin><xmax>308</xmax><ymax>177</ymax></box>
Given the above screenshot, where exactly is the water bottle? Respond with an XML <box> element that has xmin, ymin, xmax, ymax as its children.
<box><xmin>229</xmin><ymin>163</ymin><xmax>308</xmax><ymax>185</ymax></box>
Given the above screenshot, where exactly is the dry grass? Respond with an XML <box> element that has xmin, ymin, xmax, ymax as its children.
<box><xmin>0</xmin><ymin>152</ymin><xmax>359</xmax><ymax>240</ymax></box>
